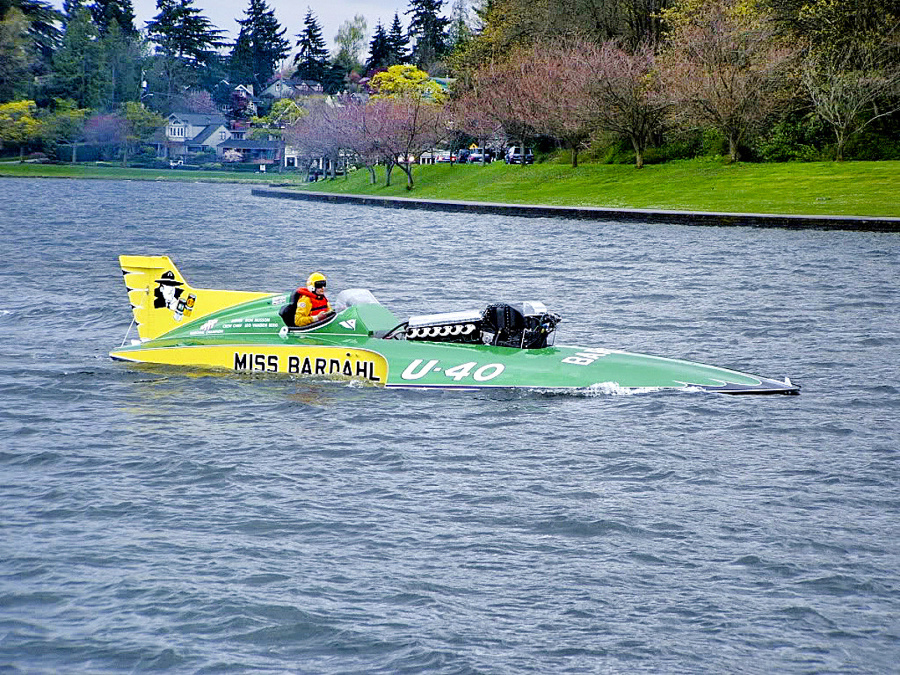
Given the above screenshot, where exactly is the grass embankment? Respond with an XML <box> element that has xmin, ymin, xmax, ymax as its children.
<box><xmin>2</xmin><ymin>158</ymin><xmax>898</xmax><ymax>216</ymax></box>
<box><xmin>0</xmin><ymin>161</ymin><xmax>283</xmax><ymax>184</ymax></box>
<box><xmin>298</xmin><ymin>160</ymin><xmax>900</xmax><ymax>217</ymax></box>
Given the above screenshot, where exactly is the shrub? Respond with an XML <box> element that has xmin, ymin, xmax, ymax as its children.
<box><xmin>757</xmin><ymin>114</ymin><xmax>826</xmax><ymax>162</ymax></box>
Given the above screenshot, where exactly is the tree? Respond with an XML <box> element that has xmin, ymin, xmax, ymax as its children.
<box><xmin>366</xmin><ymin>21</ymin><xmax>391</xmax><ymax>72</ymax></box>
<box><xmin>2</xmin><ymin>0</ymin><xmax>62</xmax><ymax>63</ymax></box>
<box><xmin>338</xmin><ymin>98</ymin><xmax>389</xmax><ymax>183</ymax></box>
<box><xmin>386</xmin><ymin>12</ymin><xmax>409</xmax><ymax>65</ymax></box>
<box><xmin>0</xmin><ymin>8</ymin><xmax>33</xmax><ymax>103</ymax></box>
<box><xmin>406</xmin><ymin>0</ymin><xmax>449</xmax><ymax>69</ymax></box>
<box><xmin>62</xmin><ymin>1</ymin><xmax>86</xmax><ymax>22</ymax></box>
<box><xmin>121</xmin><ymin>100</ymin><xmax>165</xmax><ymax>163</ymax></box>
<box><xmin>257</xmin><ymin>97</ymin><xmax>306</xmax><ymax>126</ymax></box>
<box><xmin>294</xmin><ymin>8</ymin><xmax>328</xmax><ymax>83</ymax></box>
<box><xmin>234</xmin><ymin>0</ymin><xmax>290</xmax><ymax>93</ymax></box>
<box><xmin>182</xmin><ymin>88</ymin><xmax>216</xmax><ymax>113</ymax></box>
<box><xmin>91</xmin><ymin>0</ymin><xmax>137</xmax><ymax>36</ymax></box>
<box><xmin>512</xmin><ymin>42</ymin><xmax>597</xmax><ymax>167</ymax></box>
<box><xmin>659</xmin><ymin>0</ymin><xmax>796</xmax><ymax>162</ymax></box>
<box><xmin>49</xmin><ymin>8</ymin><xmax>106</xmax><ymax>109</ymax></box>
<box><xmin>284</xmin><ymin>98</ymin><xmax>344</xmax><ymax>178</ymax></box>
<box><xmin>83</xmin><ymin>110</ymin><xmax>126</xmax><ymax>161</ymax></box>
<box><xmin>322</xmin><ymin>61</ymin><xmax>348</xmax><ymax>95</ymax></box>
<box><xmin>584</xmin><ymin>41</ymin><xmax>671</xmax><ymax>168</ymax></box>
<box><xmin>99</xmin><ymin>18</ymin><xmax>144</xmax><ymax>107</ymax></box>
<box><xmin>369</xmin><ymin>64</ymin><xmax>446</xmax><ymax>103</ymax></box>
<box><xmin>763</xmin><ymin>0</ymin><xmax>900</xmax><ymax>56</ymax></box>
<box><xmin>367</xmin><ymin>94</ymin><xmax>449</xmax><ymax>188</ymax></box>
<box><xmin>463</xmin><ymin>57</ymin><xmax>537</xmax><ymax>165</ymax></box>
<box><xmin>0</xmin><ymin>99</ymin><xmax>41</xmax><ymax>159</ymax></box>
<box><xmin>227</xmin><ymin>29</ymin><xmax>253</xmax><ymax>85</ymax></box>
<box><xmin>446</xmin><ymin>0</ymin><xmax>472</xmax><ymax>53</ymax></box>
<box><xmin>146</xmin><ymin>0</ymin><xmax>225</xmax><ymax>107</ymax></box>
<box><xmin>368</xmin><ymin>65</ymin><xmax>450</xmax><ymax>187</ymax></box>
<box><xmin>450</xmin><ymin>96</ymin><xmax>502</xmax><ymax>162</ymax></box>
<box><xmin>802</xmin><ymin>43</ymin><xmax>900</xmax><ymax>161</ymax></box>
<box><xmin>147</xmin><ymin>0</ymin><xmax>225</xmax><ymax>66</ymax></box>
<box><xmin>40</xmin><ymin>98</ymin><xmax>88</xmax><ymax>162</ymax></box>
<box><xmin>334</xmin><ymin>14</ymin><xmax>367</xmax><ymax>72</ymax></box>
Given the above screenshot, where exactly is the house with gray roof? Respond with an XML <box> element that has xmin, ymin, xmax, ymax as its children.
<box><xmin>217</xmin><ymin>138</ymin><xmax>284</xmax><ymax>164</ymax></box>
<box><xmin>259</xmin><ymin>77</ymin><xmax>324</xmax><ymax>100</ymax></box>
<box><xmin>153</xmin><ymin>112</ymin><xmax>233</xmax><ymax>159</ymax></box>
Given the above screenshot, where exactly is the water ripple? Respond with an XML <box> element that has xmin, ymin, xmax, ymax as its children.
<box><xmin>0</xmin><ymin>178</ymin><xmax>898</xmax><ymax>674</ymax></box>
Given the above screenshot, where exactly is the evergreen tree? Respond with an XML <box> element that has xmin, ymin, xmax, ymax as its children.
<box><xmin>91</xmin><ymin>0</ymin><xmax>137</xmax><ymax>36</ymax></box>
<box><xmin>146</xmin><ymin>0</ymin><xmax>225</xmax><ymax>108</ymax></box>
<box><xmin>447</xmin><ymin>0</ymin><xmax>471</xmax><ymax>52</ymax></box>
<box><xmin>227</xmin><ymin>29</ymin><xmax>253</xmax><ymax>86</ymax></box>
<box><xmin>365</xmin><ymin>21</ymin><xmax>391</xmax><ymax>72</ymax></box>
<box><xmin>294</xmin><ymin>8</ymin><xmax>328</xmax><ymax>83</ymax></box>
<box><xmin>406</xmin><ymin>0</ymin><xmax>448</xmax><ymax>69</ymax></box>
<box><xmin>0</xmin><ymin>8</ymin><xmax>33</xmax><ymax>102</ymax></box>
<box><xmin>62</xmin><ymin>0</ymin><xmax>86</xmax><ymax>22</ymax></box>
<box><xmin>322</xmin><ymin>61</ymin><xmax>347</xmax><ymax>94</ymax></box>
<box><xmin>99</xmin><ymin>16</ymin><xmax>143</xmax><ymax>107</ymax></box>
<box><xmin>386</xmin><ymin>12</ymin><xmax>408</xmax><ymax>65</ymax></box>
<box><xmin>147</xmin><ymin>0</ymin><xmax>224</xmax><ymax>67</ymax></box>
<box><xmin>234</xmin><ymin>0</ymin><xmax>289</xmax><ymax>92</ymax></box>
<box><xmin>49</xmin><ymin>8</ymin><xmax>106</xmax><ymax>109</ymax></box>
<box><xmin>2</xmin><ymin>0</ymin><xmax>62</xmax><ymax>61</ymax></box>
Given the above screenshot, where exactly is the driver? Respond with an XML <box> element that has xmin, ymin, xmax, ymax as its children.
<box><xmin>294</xmin><ymin>272</ymin><xmax>332</xmax><ymax>326</ymax></box>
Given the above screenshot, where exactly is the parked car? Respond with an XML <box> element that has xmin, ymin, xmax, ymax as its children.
<box><xmin>504</xmin><ymin>147</ymin><xmax>534</xmax><ymax>164</ymax></box>
<box><xmin>456</xmin><ymin>149</ymin><xmax>471</xmax><ymax>163</ymax></box>
<box><xmin>169</xmin><ymin>159</ymin><xmax>183</xmax><ymax>168</ymax></box>
<box><xmin>435</xmin><ymin>151</ymin><xmax>457</xmax><ymax>163</ymax></box>
<box><xmin>467</xmin><ymin>148</ymin><xmax>492</xmax><ymax>163</ymax></box>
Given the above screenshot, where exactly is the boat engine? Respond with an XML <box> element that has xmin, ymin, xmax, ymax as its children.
<box><xmin>481</xmin><ymin>302</ymin><xmax>560</xmax><ymax>349</ymax></box>
<box><xmin>404</xmin><ymin>302</ymin><xmax>560</xmax><ymax>349</ymax></box>
<box><xmin>405</xmin><ymin>309</ymin><xmax>484</xmax><ymax>344</ymax></box>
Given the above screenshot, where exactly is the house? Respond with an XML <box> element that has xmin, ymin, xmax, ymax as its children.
<box><xmin>229</xmin><ymin>84</ymin><xmax>259</xmax><ymax>117</ymax></box>
<box><xmin>217</xmin><ymin>138</ymin><xmax>284</xmax><ymax>164</ymax></box>
<box><xmin>154</xmin><ymin>112</ymin><xmax>232</xmax><ymax>159</ymax></box>
<box><xmin>259</xmin><ymin>76</ymin><xmax>324</xmax><ymax>100</ymax></box>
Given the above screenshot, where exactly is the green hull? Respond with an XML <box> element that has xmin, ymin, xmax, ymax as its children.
<box><xmin>111</xmin><ymin>289</ymin><xmax>799</xmax><ymax>395</ymax></box>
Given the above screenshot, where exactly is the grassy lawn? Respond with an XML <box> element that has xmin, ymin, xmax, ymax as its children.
<box><xmin>2</xmin><ymin>158</ymin><xmax>898</xmax><ymax>216</ymax></box>
<box><xmin>0</xmin><ymin>161</ymin><xmax>288</xmax><ymax>184</ymax></box>
<box><xmin>299</xmin><ymin>159</ymin><xmax>900</xmax><ymax>217</ymax></box>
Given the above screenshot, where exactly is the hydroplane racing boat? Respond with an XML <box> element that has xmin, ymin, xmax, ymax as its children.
<box><xmin>109</xmin><ymin>256</ymin><xmax>800</xmax><ymax>394</ymax></box>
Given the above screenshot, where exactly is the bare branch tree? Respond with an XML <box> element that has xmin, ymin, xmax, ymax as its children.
<box><xmin>659</xmin><ymin>0</ymin><xmax>797</xmax><ymax>162</ymax></box>
<box><xmin>802</xmin><ymin>41</ymin><xmax>900</xmax><ymax>161</ymax></box>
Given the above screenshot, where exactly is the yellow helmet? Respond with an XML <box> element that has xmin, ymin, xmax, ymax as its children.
<box><xmin>306</xmin><ymin>271</ymin><xmax>327</xmax><ymax>291</ymax></box>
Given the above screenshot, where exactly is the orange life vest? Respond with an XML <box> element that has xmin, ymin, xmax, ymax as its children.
<box><xmin>296</xmin><ymin>287</ymin><xmax>329</xmax><ymax>315</ymax></box>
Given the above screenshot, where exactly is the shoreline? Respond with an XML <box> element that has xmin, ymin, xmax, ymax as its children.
<box><xmin>252</xmin><ymin>187</ymin><xmax>900</xmax><ymax>232</ymax></box>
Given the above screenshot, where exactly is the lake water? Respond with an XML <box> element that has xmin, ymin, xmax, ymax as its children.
<box><xmin>1</xmin><ymin>177</ymin><xmax>898</xmax><ymax>673</ymax></box>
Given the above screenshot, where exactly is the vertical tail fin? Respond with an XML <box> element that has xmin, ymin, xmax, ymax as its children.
<box><xmin>119</xmin><ymin>255</ymin><xmax>272</xmax><ymax>340</ymax></box>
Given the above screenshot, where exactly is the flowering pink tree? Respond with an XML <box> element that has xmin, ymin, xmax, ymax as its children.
<box><xmin>84</xmin><ymin>112</ymin><xmax>127</xmax><ymax>163</ymax></box>
<box><xmin>582</xmin><ymin>41</ymin><xmax>671</xmax><ymax>169</ymax></box>
<box><xmin>463</xmin><ymin>58</ymin><xmax>537</xmax><ymax>167</ymax></box>
<box><xmin>182</xmin><ymin>90</ymin><xmax>218</xmax><ymax>114</ymax></box>
<box><xmin>449</xmin><ymin>98</ymin><xmax>502</xmax><ymax>163</ymax></box>
<box><xmin>366</xmin><ymin>95</ymin><xmax>449</xmax><ymax>188</ymax></box>
<box><xmin>513</xmin><ymin>43</ymin><xmax>597</xmax><ymax>167</ymax></box>
<box><xmin>284</xmin><ymin>100</ymin><xmax>344</xmax><ymax>179</ymax></box>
